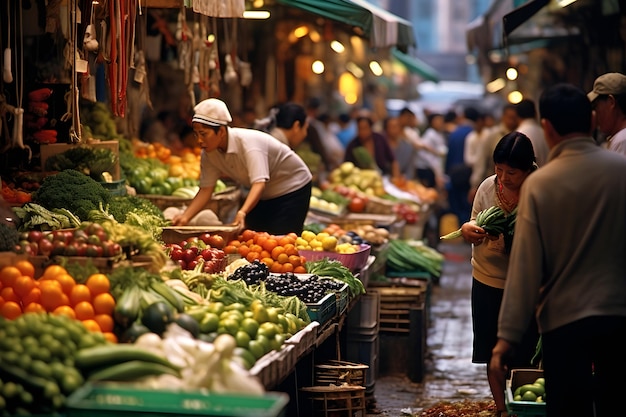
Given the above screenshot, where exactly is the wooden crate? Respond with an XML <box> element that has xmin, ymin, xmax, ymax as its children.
<box><xmin>40</xmin><ymin>140</ymin><xmax>121</xmax><ymax>180</ymax></box>
<box><xmin>301</xmin><ymin>385</ymin><xmax>366</xmax><ymax>417</ymax></box>
<box><xmin>370</xmin><ymin>287</ymin><xmax>427</xmax><ymax>333</ymax></box>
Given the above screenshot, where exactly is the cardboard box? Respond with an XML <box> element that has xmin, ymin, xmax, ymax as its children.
<box><xmin>40</xmin><ymin>140</ymin><xmax>121</xmax><ymax>180</ymax></box>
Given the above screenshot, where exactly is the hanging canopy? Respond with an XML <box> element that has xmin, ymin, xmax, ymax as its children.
<box><xmin>391</xmin><ymin>48</ymin><xmax>439</xmax><ymax>83</ymax></box>
<box><xmin>275</xmin><ymin>0</ymin><xmax>416</xmax><ymax>49</ymax></box>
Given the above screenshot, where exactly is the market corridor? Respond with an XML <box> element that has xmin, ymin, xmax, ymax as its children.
<box><xmin>368</xmin><ymin>241</ymin><xmax>494</xmax><ymax>416</ymax></box>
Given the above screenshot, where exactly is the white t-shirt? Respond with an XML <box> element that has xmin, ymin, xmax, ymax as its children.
<box><xmin>607</xmin><ymin>128</ymin><xmax>626</xmax><ymax>155</ymax></box>
<box><xmin>517</xmin><ymin>119</ymin><xmax>549</xmax><ymax>167</ymax></box>
<box><xmin>200</xmin><ymin>127</ymin><xmax>312</xmax><ymax>199</ymax></box>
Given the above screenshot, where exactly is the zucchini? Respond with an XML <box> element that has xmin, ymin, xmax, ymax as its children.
<box><xmin>113</xmin><ymin>285</ymin><xmax>142</xmax><ymax>328</ymax></box>
<box><xmin>86</xmin><ymin>360</ymin><xmax>181</xmax><ymax>382</ymax></box>
<box><xmin>74</xmin><ymin>344</ymin><xmax>179</xmax><ymax>372</ymax></box>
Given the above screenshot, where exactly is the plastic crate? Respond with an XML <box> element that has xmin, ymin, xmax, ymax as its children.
<box><xmin>347</xmin><ymin>292</ymin><xmax>380</xmax><ymax>330</ymax></box>
<box><xmin>301</xmin><ymin>385</ymin><xmax>366</xmax><ymax>417</ymax></box>
<box><xmin>506</xmin><ymin>369</ymin><xmax>546</xmax><ymax>417</ymax></box>
<box><xmin>65</xmin><ymin>383</ymin><xmax>289</xmax><ymax>417</ymax></box>
<box><xmin>306</xmin><ymin>292</ymin><xmax>337</xmax><ymax>325</ymax></box>
<box><xmin>335</xmin><ymin>283</ymin><xmax>350</xmax><ymax>316</ymax></box>
<box><xmin>299</xmin><ymin>244</ymin><xmax>371</xmax><ymax>273</ymax></box>
<box><xmin>372</xmin><ymin>287</ymin><xmax>427</xmax><ymax>333</ymax></box>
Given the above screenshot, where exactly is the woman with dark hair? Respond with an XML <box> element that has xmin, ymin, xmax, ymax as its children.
<box><xmin>344</xmin><ymin>115</ymin><xmax>401</xmax><ymax>178</ymax></box>
<box><xmin>255</xmin><ymin>102</ymin><xmax>309</xmax><ymax>149</ymax></box>
<box><xmin>459</xmin><ymin>131</ymin><xmax>539</xmax><ymax>417</ymax></box>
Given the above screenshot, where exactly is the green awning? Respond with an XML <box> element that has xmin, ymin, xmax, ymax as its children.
<box><xmin>391</xmin><ymin>48</ymin><xmax>439</xmax><ymax>83</ymax></box>
<box><xmin>275</xmin><ymin>0</ymin><xmax>416</xmax><ymax>49</ymax></box>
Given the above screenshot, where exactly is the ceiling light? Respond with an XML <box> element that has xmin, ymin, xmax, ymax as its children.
<box><xmin>312</xmin><ymin>60</ymin><xmax>325</xmax><ymax>74</ymax></box>
<box><xmin>330</xmin><ymin>41</ymin><xmax>345</xmax><ymax>53</ymax></box>
<box><xmin>369</xmin><ymin>61</ymin><xmax>383</xmax><ymax>76</ymax></box>
<box><xmin>506</xmin><ymin>67</ymin><xmax>518</xmax><ymax>80</ymax></box>
<box><xmin>346</xmin><ymin>62</ymin><xmax>364</xmax><ymax>79</ymax></box>
<box><xmin>243</xmin><ymin>10</ymin><xmax>270</xmax><ymax>19</ymax></box>
<box><xmin>294</xmin><ymin>26</ymin><xmax>309</xmax><ymax>38</ymax></box>
<box><xmin>486</xmin><ymin>78</ymin><xmax>506</xmax><ymax>93</ymax></box>
<box><xmin>508</xmin><ymin>91</ymin><xmax>523</xmax><ymax>104</ymax></box>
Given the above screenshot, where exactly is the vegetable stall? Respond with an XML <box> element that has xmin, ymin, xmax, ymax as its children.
<box><xmin>0</xmin><ymin>2</ymin><xmax>446</xmax><ymax>416</ymax></box>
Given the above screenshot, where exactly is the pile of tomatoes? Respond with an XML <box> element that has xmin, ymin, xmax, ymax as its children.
<box><xmin>164</xmin><ymin>233</ymin><xmax>227</xmax><ymax>273</ymax></box>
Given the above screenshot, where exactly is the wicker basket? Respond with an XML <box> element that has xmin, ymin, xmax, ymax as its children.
<box><xmin>315</xmin><ymin>360</ymin><xmax>369</xmax><ymax>387</ymax></box>
<box><xmin>301</xmin><ymin>385</ymin><xmax>366</xmax><ymax>417</ymax></box>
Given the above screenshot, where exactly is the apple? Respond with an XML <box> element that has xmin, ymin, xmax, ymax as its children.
<box><xmin>207</xmin><ymin>234</ymin><xmax>225</xmax><ymax>249</ymax></box>
<box><xmin>75</xmin><ymin>242</ymin><xmax>88</xmax><ymax>256</ymax></box>
<box><xmin>198</xmin><ymin>233</ymin><xmax>212</xmax><ymax>245</ymax></box>
<box><xmin>176</xmin><ymin>259</ymin><xmax>187</xmax><ymax>269</ymax></box>
<box><xmin>201</xmin><ymin>248</ymin><xmax>214</xmax><ymax>261</ymax></box>
<box><xmin>170</xmin><ymin>247</ymin><xmax>184</xmax><ymax>261</ymax></box>
<box><xmin>38</xmin><ymin>238</ymin><xmax>53</xmax><ymax>256</ymax></box>
<box><xmin>187</xmin><ymin>260</ymin><xmax>199</xmax><ymax>270</ymax></box>
<box><xmin>183</xmin><ymin>248</ymin><xmax>197</xmax><ymax>264</ymax></box>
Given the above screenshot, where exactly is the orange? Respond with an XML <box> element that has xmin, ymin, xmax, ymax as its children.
<box><xmin>271</xmin><ymin>246</ymin><xmax>285</xmax><ymax>260</ymax></box>
<box><xmin>279</xmin><ymin>235</ymin><xmax>295</xmax><ymax>246</ymax></box>
<box><xmin>1</xmin><ymin>301</ymin><xmax>22</xmax><ymax>319</ymax></box>
<box><xmin>0</xmin><ymin>266</ymin><xmax>22</xmax><ymax>288</ymax></box>
<box><xmin>270</xmin><ymin>262</ymin><xmax>283</xmax><ymax>274</ymax></box>
<box><xmin>246</xmin><ymin>251</ymin><xmax>260</xmax><ymax>263</ymax></box>
<box><xmin>240</xmin><ymin>229</ymin><xmax>256</xmax><ymax>242</ymax></box>
<box><xmin>1</xmin><ymin>287</ymin><xmax>20</xmax><ymax>303</ymax></box>
<box><xmin>52</xmin><ymin>305</ymin><xmax>76</xmax><ymax>319</ymax></box>
<box><xmin>39</xmin><ymin>280</ymin><xmax>66</xmax><ymax>311</ymax></box>
<box><xmin>41</xmin><ymin>265</ymin><xmax>68</xmax><ymax>281</ymax></box>
<box><xmin>74</xmin><ymin>301</ymin><xmax>95</xmax><ymax>320</ymax></box>
<box><xmin>13</xmin><ymin>276</ymin><xmax>36</xmax><ymax>299</ymax></box>
<box><xmin>237</xmin><ymin>245</ymin><xmax>251</xmax><ymax>258</ymax></box>
<box><xmin>294</xmin><ymin>265</ymin><xmax>307</xmax><ymax>274</ymax></box>
<box><xmin>261</xmin><ymin>238</ymin><xmax>278</xmax><ymax>253</ymax></box>
<box><xmin>85</xmin><ymin>274</ymin><xmax>110</xmax><ymax>297</ymax></box>
<box><xmin>14</xmin><ymin>260</ymin><xmax>35</xmax><ymax>279</ymax></box>
<box><xmin>288</xmin><ymin>255</ymin><xmax>302</xmax><ymax>268</ymax></box>
<box><xmin>81</xmin><ymin>319</ymin><xmax>101</xmax><ymax>332</ymax></box>
<box><xmin>70</xmin><ymin>284</ymin><xmax>92</xmax><ymax>306</ymax></box>
<box><xmin>103</xmin><ymin>332</ymin><xmax>118</xmax><ymax>343</ymax></box>
<box><xmin>92</xmin><ymin>293</ymin><xmax>116</xmax><ymax>315</ymax></box>
<box><xmin>224</xmin><ymin>245</ymin><xmax>238</xmax><ymax>254</ymax></box>
<box><xmin>260</xmin><ymin>258</ymin><xmax>274</xmax><ymax>269</ymax></box>
<box><xmin>281</xmin><ymin>263</ymin><xmax>294</xmax><ymax>273</ymax></box>
<box><xmin>283</xmin><ymin>243</ymin><xmax>298</xmax><ymax>256</ymax></box>
<box><xmin>259</xmin><ymin>250</ymin><xmax>271</xmax><ymax>260</ymax></box>
<box><xmin>23</xmin><ymin>302</ymin><xmax>45</xmax><ymax>313</ymax></box>
<box><xmin>54</xmin><ymin>273</ymin><xmax>76</xmax><ymax>295</ymax></box>
<box><xmin>94</xmin><ymin>314</ymin><xmax>114</xmax><ymax>332</ymax></box>
<box><xmin>21</xmin><ymin>287</ymin><xmax>41</xmax><ymax>306</ymax></box>
<box><xmin>276</xmin><ymin>253</ymin><xmax>289</xmax><ymax>265</ymax></box>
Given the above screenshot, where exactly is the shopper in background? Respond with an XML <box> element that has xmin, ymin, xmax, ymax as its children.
<box><xmin>256</xmin><ymin>102</ymin><xmax>309</xmax><ymax>149</ymax></box>
<box><xmin>335</xmin><ymin>111</ymin><xmax>358</xmax><ymax>149</ymax></box>
<box><xmin>463</xmin><ymin>110</ymin><xmax>489</xmax><ymax>175</ymax></box>
<box><xmin>418</xmin><ymin>113</ymin><xmax>448</xmax><ymax>190</ymax></box>
<box><xmin>515</xmin><ymin>99</ymin><xmax>549</xmax><ymax>166</ymax></box>
<box><xmin>469</xmin><ymin>104</ymin><xmax>520</xmax><ymax>199</ymax></box>
<box><xmin>344</xmin><ymin>115</ymin><xmax>401</xmax><ymax>178</ymax></box>
<box><xmin>383</xmin><ymin>116</ymin><xmax>415</xmax><ymax>179</ymax></box>
<box><xmin>587</xmin><ymin>72</ymin><xmax>626</xmax><ymax>155</ymax></box>
<box><xmin>172</xmin><ymin>98</ymin><xmax>312</xmax><ymax>235</ymax></box>
<box><xmin>490</xmin><ymin>83</ymin><xmax>626</xmax><ymax>417</ymax></box>
<box><xmin>445</xmin><ymin>106</ymin><xmax>480</xmax><ymax>227</ymax></box>
<box><xmin>461</xmin><ymin>132</ymin><xmax>539</xmax><ymax>417</ymax></box>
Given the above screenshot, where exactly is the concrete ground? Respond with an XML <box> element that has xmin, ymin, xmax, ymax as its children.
<box><xmin>366</xmin><ymin>241</ymin><xmax>498</xmax><ymax>417</ymax></box>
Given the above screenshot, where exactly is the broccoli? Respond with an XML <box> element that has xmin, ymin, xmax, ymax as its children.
<box><xmin>32</xmin><ymin>169</ymin><xmax>111</xmax><ymax>221</ymax></box>
<box><xmin>0</xmin><ymin>223</ymin><xmax>20</xmax><ymax>251</ymax></box>
<box><xmin>108</xmin><ymin>195</ymin><xmax>165</xmax><ymax>223</ymax></box>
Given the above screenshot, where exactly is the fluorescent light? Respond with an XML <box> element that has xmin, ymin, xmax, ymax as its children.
<box><xmin>486</xmin><ymin>78</ymin><xmax>506</xmax><ymax>93</ymax></box>
<box><xmin>243</xmin><ymin>10</ymin><xmax>270</xmax><ymax>19</ymax></box>
<box><xmin>346</xmin><ymin>62</ymin><xmax>364</xmax><ymax>78</ymax></box>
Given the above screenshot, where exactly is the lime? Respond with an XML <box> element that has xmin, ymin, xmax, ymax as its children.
<box><xmin>536</xmin><ymin>396</ymin><xmax>544</xmax><ymax>403</ymax></box>
<box><xmin>255</xmin><ymin>334</ymin><xmax>271</xmax><ymax>354</ymax></box>
<box><xmin>534</xmin><ymin>377</ymin><xmax>545</xmax><ymax>386</ymax></box>
<box><xmin>514</xmin><ymin>394</ymin><xmax>522</xmax><ymax>401</ymax></box>
<box><xmin>243</xmin><ymin>311</ymin><xmax>254</xmax><ymax>319</ymax></box>
<box><xmin>208</xmin><ymin>302</ymin><xmax>225</xmax><ymax>316</ymax></box>
<box><xmin>248</xmin><ymin>340</ymin><xmax>265</xmax><ymax>360</ymax></box>
<box><xmin>235</xmin><ymin>330</ymin><xmax>251</xmax><ymax>348</ymax></box>
<box><xmin>219</xmin><ymin>318</ymin><xmax>239</xmax><ymax>336</ymax></box>
<box><xmin>20</xmin><ymin>390</ymin><xmax>34</xmax><ymax>405</ymax></box>
<box><xmin>200</xmin><ymin>313</ymin><xmax>220</xmax><ymax>333</ymax></box>
<box><xmin>30</xmin><ymin>359</ymin><xmax>52</xmax><ymax>379</ymax></box>
<box><xmin>266</xmin><ymin>307</ymin><xmax>279</xmax><ymax>324</ymax></box>
<box><xmin>225</xmin><ymin>302</ymin><xmax>246</xmax><ymax>313</ymax></box>
<box><xmin>2</xmin><ymin>381</ymin><xmax>21</xmax><ymax>399</ymax></box>
<box><xmin>240</xmin><ymin>318</ymin><xmax>259</xmax><ymax>339</ymax></box>
<box><xmin>253</xmin><ymin>306</ymin><xmax>269</xmax><ymax>324</ymax></box>
<box><xmin>521</xmin><ymin>390</ymin><xmax>537</xmax><ymax>402</ymax></box>
<box><xmin>258</xmin><ymin>322</ymin><xmax>279</xmax><ymax>339</ymax></box>
<box><xmin>233</xmin><ymin>347</ymin><xmax>257</xmax><ymax>369</ymax></box>
<box><xmin>269</xmin><ymin>334</ymin><xmax>285</xmax><ymax>351</ymax></box>
<box><xmin>61</xmin><ymin>372</ymin><xmax>84</xmax><ymax>394</ymax></box>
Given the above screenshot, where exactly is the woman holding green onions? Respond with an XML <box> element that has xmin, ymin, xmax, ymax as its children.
<box><xmin>460</xmin><ymin>131</ymin><xmax>539</xmax><ymax>417</ymax></box>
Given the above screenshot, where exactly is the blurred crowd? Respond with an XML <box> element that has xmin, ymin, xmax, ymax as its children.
<box><xmin>138</xmin><ymin>94</ymin><xmax>567</xmax><ymax>230</ymax></box>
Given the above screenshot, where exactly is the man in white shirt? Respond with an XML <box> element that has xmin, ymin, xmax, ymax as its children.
<box><xmin>588</xmin><ymin>72</ymin><xmax>626</xmax><ymax>155</ymax></box>
<box><xmin>515</xmin><ymin>99</ymin><xmax>549</xmax><ymax>167</ymax></box>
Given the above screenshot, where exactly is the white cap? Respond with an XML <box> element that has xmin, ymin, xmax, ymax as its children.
<box><xmin>192</xmin><ymin>98</ymin><xmax>233</xmax><ymax>126</ymax></box>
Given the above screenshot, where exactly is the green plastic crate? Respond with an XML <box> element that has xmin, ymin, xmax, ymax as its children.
<box><xmin>306</xmin><ymin>292</ymin><xmax>336</xmax><ymax>325</ymax></box>
<box><xmin>65</xmin><ymin>383</ymin><xmax>289</xmax><ymax>417</ymax></box>
<box><xmin>505</xmin><ymin>369</ymin><xmax>546</xmax><ymax>417</ymax></box>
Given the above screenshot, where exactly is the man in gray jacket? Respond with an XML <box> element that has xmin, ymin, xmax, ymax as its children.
<box><xmin>490</xmin><ymin>83</ymin><xmax>626</xmax><ymax>417</ymax></box>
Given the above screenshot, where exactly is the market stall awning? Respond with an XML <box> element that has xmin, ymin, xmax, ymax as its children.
<box><xmin>391</xmin><ymin>48</ymin><xmax>440</xmax><ymax>83</ymax></box>
<box><xmin>275</xmin><ymin>0</ymin><xmax>416</xmax><ymax>49</ymax></box>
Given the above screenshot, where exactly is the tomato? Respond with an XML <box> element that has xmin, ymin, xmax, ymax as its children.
<box><xmin>348</xmin><ymin>197</ymin><xmax>367</xmax><ymax>213</ymax></box>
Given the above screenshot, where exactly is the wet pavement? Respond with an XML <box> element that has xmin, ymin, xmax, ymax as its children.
<box><xmin>366</xmin><ymin>241</ymin><xmax>496</xmax><ymax>416</ymax></box>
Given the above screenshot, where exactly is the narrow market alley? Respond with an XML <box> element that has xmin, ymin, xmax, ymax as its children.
<box><xmin>367</xmin><ymin>241</ymin><xmax>495</xmax><ymax>417</ymax></box>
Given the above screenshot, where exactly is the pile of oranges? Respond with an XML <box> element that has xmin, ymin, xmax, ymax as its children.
<box><xmin>0</xmin><ymin>260</ymin><xmax>117</xmax><ymax>343</ymax></box>
<box><xmin>223</xmin><ymin>230</ymin><xmax>307</xmax><ymax>274</ymax></box>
